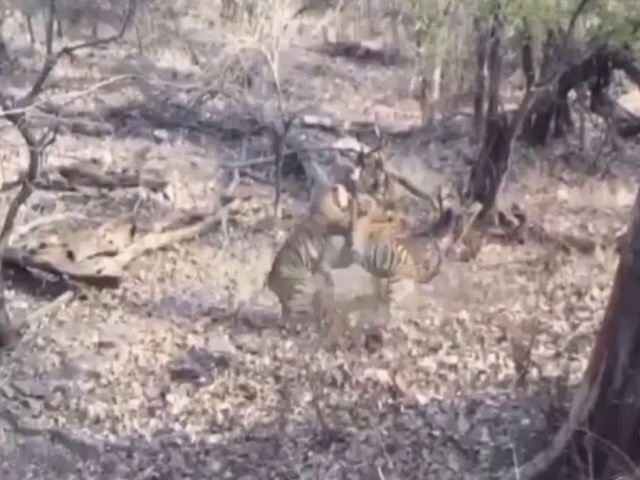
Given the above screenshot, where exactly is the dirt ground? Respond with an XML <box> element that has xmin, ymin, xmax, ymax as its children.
<box><xmin>0</xmin><ymin>3</ymin><xmax>639</xmax><ymax>479</ymax></box>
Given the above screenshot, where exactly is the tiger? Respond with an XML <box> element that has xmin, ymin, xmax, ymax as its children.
<box><xmin>266</xmin><ymin>183</ymin><xmax>355</xmax><ymax>322</ymax></box>
<box><xmin>347</xmin><ymin>198</ymin><xmax>443</xmax><ymax>318</ymax></box>
<box><xmin>327</xmin><ymin>191</ymin><xmax>402</xmax><ymax>268</ymax></box>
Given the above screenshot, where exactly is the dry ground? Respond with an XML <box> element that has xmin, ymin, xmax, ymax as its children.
<box><xmin>0</xmin><ymin>3</ymin><xmax>639</xmax><ymax>479</ymax></box>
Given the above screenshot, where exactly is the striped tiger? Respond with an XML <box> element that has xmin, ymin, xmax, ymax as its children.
<box><xmin>266</xmin><ymin>183</ymin><xmax>354</xmax><ymax>321</ymax></box>
<box><xmin>349</xmin><ymin>202</ymin><xmax>443</xmax><ymax>317</ymax></box>
<box><xmin>326</xmin><ymin>192</ymin><xmax>399</xmax><ymax>269</ymax></box>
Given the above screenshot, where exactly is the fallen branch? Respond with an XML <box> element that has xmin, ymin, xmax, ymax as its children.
<box><xmin>0</xmin><ymin>0</ymin><xmax>137</xmax><ymax>347</ymax></box>
<box><xmin>306</xmin><ymin>37</ymin><xmax>403</xmax><ymax>65</ymax></box>
<box><xmin>524</xmin><ymin>223</ymin><xmax>598</xmax><ymax>255</ymax></box>
<box><xmin>2</xmin><ymin>245</ymin><xmax>123</xmax><ymax>288</ymax></box>
<box><xmin>381</xmin><ymin>164</ymin><xmax>439</xmax><ymax>211</ymax></box>
<box><xmin>28</xmin><ymin>290</ymin><xmax>75</xmax><ymax>321</ymax></box>
<box><xmin>12</xmin><ymin>212</ymin><xmax>89</xmax><ymax>241</ymax></box>
<box><xmin>298</xmin><ymin>113</ymin><xmax>464</xmax><ymax>140</ymax></box>
<box><xmin>0</xmin><ymin>75</ymin><xmax>134</xmax><ymax>119</ymax></box>
<box><xmin>109</xmin><ymin>198</ymin><xmax>239</xmax><ymax>271</ymax></box>
<box><xmin>2</xmin><ymin>199</ymin><xmax>239</xmax><ymax>289</ymax></box>
<box><xmin>27</xmin><ymin>163</ymin><xmax>168</xmax><ymax>192</ymax></box>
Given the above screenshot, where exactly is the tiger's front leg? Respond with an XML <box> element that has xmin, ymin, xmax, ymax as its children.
<box><xmin>310</xmin><ymin>241</ymin><xmax>335</xmax><ymax>289</ymax></box>
<box><xmin>323</xmin><ymin>234</ymin><xmax>357</xmax><ymax>270</ymax></box>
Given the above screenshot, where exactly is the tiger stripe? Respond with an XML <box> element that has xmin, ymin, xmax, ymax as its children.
<box><xmin>266</xmin><ymin>184</ymin><xmax>354</xmax><ymax>321</ymax></box>
<box><xmin>349</xmin><ymin>205</ymin><xmax>442</xmax><ymax>317</ymax></box>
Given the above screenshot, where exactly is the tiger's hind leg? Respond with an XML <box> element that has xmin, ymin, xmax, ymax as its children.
<box><xmin>311</xmin><ymin>287</ymin><xmax>352</xmax><ymax>351</ymax></box>
<box><xmin>280</xmin><ymin>267</ymin><xmax>339</xmax><ymax>336</ymax></box>
<box><xmin>371</xmin><ymin>275</ymin><xmax>389</xmax><ymax>318</ymax></box>
<box><xmin>278</xmin><ymin>273</ymin><xmax>318</xmax><ymax>334</ymax></box>
<box><xmin>387</xmin><ymin>275</ymin><xmax>417</xmax><ymax>321</ymax></box>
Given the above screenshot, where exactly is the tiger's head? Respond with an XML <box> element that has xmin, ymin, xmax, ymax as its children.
<box><xmin>309</xmin><ymin>183</ymin><xmax>353</xmax><ymax>231</ymax></box>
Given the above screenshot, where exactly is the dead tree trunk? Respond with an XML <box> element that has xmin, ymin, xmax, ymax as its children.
<box><xmin>500</xmin><ymin>186</ymin><xmax>640</xmax><ymax>480</ymax></box>
<box><xmin>573</xmin><ymin>187</ymin><xmax>640</xmax><ymax>478</ymax></box>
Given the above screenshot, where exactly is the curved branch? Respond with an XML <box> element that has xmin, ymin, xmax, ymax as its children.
<box><xmin>567</xmin><ymin>0</ymin><xmax>594</xmax><ymax>38</ymax></box>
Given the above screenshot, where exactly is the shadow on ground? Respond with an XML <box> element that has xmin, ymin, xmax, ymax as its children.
<box><xmin>0</xmin><ymin>377</ymin><xmax>565</xmax><ymax>480</ymax></box>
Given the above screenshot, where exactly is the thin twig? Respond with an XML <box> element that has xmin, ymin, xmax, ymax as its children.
<box><xmin>19</xmin><ymin>0</ymin><xmax>138</xmax><ymax>107</ymax></box>
<box><xmin>12</xmin><ymin>212</ymin><xmax>89</xmax><ymax>241</ymax></box>
<box><xmin>0</xmin><ymin>75</ymin><xmax>134</xmax><ymax>118</ymax></box>
<box><xmin>0</xmin><ymin>0</ymin><xmax>137</xmax><ymax>347</ymax></box>
<box><xmin>26</xmin><ymin>290</ymin><xmax>75</xmax><ymax>323</ymax></box>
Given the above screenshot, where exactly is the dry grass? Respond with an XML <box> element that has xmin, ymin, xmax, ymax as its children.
<box><xmin>0</xmin><ymin>1</ymin><xmax>638</xmax><ymax>479</ymax></box>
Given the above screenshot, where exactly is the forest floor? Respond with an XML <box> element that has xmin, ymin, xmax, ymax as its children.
<box><xmin>0</xmin><ymin>3</ymin><xmax>639</xmax><ymax>479</ymax></box>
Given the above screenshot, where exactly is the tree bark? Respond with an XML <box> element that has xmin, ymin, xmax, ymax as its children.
<box><xmin>519</xmin><ymin>21</ymin><xmax>536</xmax><ymax>141</ymax></box>
<box><xmin>522</xmin><ymin>28</ymin><xmax>576</xmax><ymax>146</ymax></box>
<box><xmin>522</xmin><ymin>44</ymin><xmax>640</xmax><ymax>146</ymax></box>
<box><xmin>504</xmin><ymin>186</ymin><xmax>640</xmax><ymax>480</ymax></box>
<box><xmin>521</xmin><ymin>20</ymin><xmax>536</xmax><ymax>91</ymax></box>
<box><xmin>467</xmin><ymin>12</ymin><xmax>516</xmax><ymax>217</ymax></box>
<box><xmin>473</xmin><ymin>16</ymin><xmax>488</xmax><ymax>141</ymax></box>
<box><xmin>573</xmin><ymin>186</ymin><xmax>640</xmax><ymax>478</ymax></box>
<box><xmin>467</xmin><ymin>112</ymin><xmax>510</xmax><ymax>215</ymax></box>
<box><xmin>485</xmin><ymin>14</ymin><xmax>502</xmax><ymax>122</ymax></box>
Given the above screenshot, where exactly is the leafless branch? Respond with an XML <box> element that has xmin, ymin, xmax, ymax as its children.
<box><xmin>0</xmin><ymin>0</ymin><xmax>137</xmax><ymax>347</ymax></box>
<box><xmin>566</xmin><ymin>0</ymin><xmax>594</xmax><ymax>38</ymax></box>
<box><xmin>19</xmin><ymin>0</ymin><xmax>138</xmax><ymax>108</ymax></box>
<box><xmin>0</xmin><ymin>75</ymin><xmax>134</xmax><ymax>119</ymax></box>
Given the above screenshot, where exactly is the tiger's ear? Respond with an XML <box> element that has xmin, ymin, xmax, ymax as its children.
<box><xmin>330</xmin><ymin>183</ymin><xmax>350</xmax><ymax>210</ymax></box>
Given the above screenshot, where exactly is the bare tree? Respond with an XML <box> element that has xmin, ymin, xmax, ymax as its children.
<box><xmin>495</xmin><ymin>185</ymin><xmax>640</xmax><ymax>480</ymax></box>
<box><xmin>0</xmin><ymin>0</ymin><xmax>137</xmax><ymax>347</ymax></box>
<box><xmin>573</xmin><ymin>188</ymin><xmax>640</xmax><ymax>478</ymax></box>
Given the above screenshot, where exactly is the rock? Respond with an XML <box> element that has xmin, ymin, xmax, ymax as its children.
<box><xmin>207</xmin><ymin>334</ymin><xmax>237</xmax><ymax>358</ymax></box>
<box><xmin>169</xmin><ymin>365</ymin><xmax>204</xmax><ymax>384</ymax></box>
<box><xmin>153</xmin><ymin>129</ymin><xmax>169</xmax><ymax>143</ymax></box>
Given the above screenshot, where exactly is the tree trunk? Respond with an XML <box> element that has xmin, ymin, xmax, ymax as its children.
<box><xmin>0</xmin><ymin>19</ymin><xmax>9</xmax><ymax>73</ymax></box>
<box><xmin>503</xmin><ymin>186</ymin><xmax>640</xmax><ymax>480</ymax></box>
<box><xmin>520</xmin><ymin>20</ymin><xmax>536</xmax><ymax>138</ymax></box>
<box><xmin>521</xmin><ymin>20</ymin><xmax>536</xmax><ymax>91</ymax></box>
<box><xmin>467</xmin><ymin>113</ymin><xmax>510</xmax><ymax>215</ymax></box>
<box><xmin>521</xmin><ymin>28</ymin><xmax>577</xmax><ymax>146</ymax></box>
<box><xmin>472</xmin><ymin>16</ymin><xmax>487</xmax><ymax>142</ymax></box>
<box><xmin>521</xmin><ymin>41</ymin><xmax>640</xmax><ymax>148</ymax></box>
<box><xmin>573</xmin><ymin>187</ymin><xmax>640</xmax><ymax>478</ymax></box>
<box><xmin>485</xmin><ymin>14</ymin><xmax>502</xmax><ymax>122</ymax></box>
<box><xmin>0</xmin><ymin>303</ymin><xmax>16</xmax><ymax>348</ymax></box>
<box><xmin>467</xmin><ymin>12</ymin><xmax>512</xmax><ymax>217</ymax></box>
<box><xmin>431</xmin><ymin>48</ymin><xmax>443</xmax><ymax>126</ymax></box>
